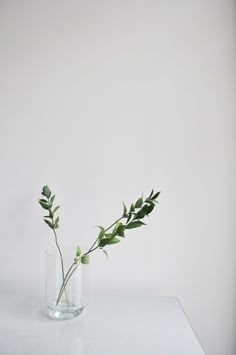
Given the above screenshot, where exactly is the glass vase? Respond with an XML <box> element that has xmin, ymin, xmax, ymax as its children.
<box><xmin>45</xmin><ymin>247</ymin><xmax>89</xmax><ymax>320</ymax></box>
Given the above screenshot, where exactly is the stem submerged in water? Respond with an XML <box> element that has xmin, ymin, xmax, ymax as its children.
<box><xmin>55</xmin><ymin>215</ymin><xmax>125</xmax><ymax>305</ymax></box>
<box><xmin>56</xmin><ymin>262</ymin><xmax>80</xmax><ymax>305</ymax></box>
<box><xmin>52</xmin><ymin>228</ymin><xmax>69</xmax><ymax>306</ymax></box>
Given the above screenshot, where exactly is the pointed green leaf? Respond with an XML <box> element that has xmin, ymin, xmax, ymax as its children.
<box><xmin>49</xmin><ymin>209</ymin><xmax>54</xmax><ymax>218</ymax></box>
<box><xmin>142</xmin><ymin>204</ymin><xmax>149</xmax><ymax>213</ymax></box>
<box><xmin>81</xmin><ymin>255</ymin><xmax>89</xmax><ymax>264</ymax></box>
<box><xmin>146</xmin><ymin>203</ymin><xmax>155</xmax><ymax>214</ymax></box>
<box><xmin>107</xmin><ymin>237</ymin><xmax>120</xmax><ymax>245</ymax></box>
<box><xmin>130</xmin><ymin>203</ymin><xmax>135</xmax><ymax>212</ymax></box>
<box><xmin>39</xmin><ymin>200</ymin><xmax>49</xmax><ymax>210</ymax></box>
<box><xmin>53</xmin><ymin>206</ymin><xmax>60</xmax><ymax>213</ymax></box>
<box><xmin>76</xmin><ymin>245</ymin><xmax>81</xmax><ymax>257</ymax></box>
<box><xmin>118</xmin><ymin>230</ymin><xmax>125</xmax><ymax>237</ymax></box>
<box><xmin>39</xmin><ymin>199</ymin><xmax>48</xmax><ymax>203</ymax></box>
<box><xmin>152</xmin><ymin>191</ymin><xmax>161</xmax><ymax>200</ymax></box>
<box><xmin>98</xmin><ymin>226</ymin><xmax>105</xmax><ymax>240</ymax></box>
<box><xmin>100</xmin><ymin>248</ymin><xmax>108</xmax><ymax>259</ymax></box>
<box><xmin>54</xmin><ymin>223</ymin><xmax>59</xmax><ymax>229</ymax></box>
<box><xmin>99</xmin><ymin>239</ymin><xmax>108</xmax><ymax>247</ymax></box>
<box><xmin>106</xmin><ymin>233</ymin><xmax>113</xmax><ymax>238</ymax></box>
<box><xmin>50</xmin><ymin>194</ymin><xmax>55</xmax><ymax>205</ymax></box>
<box><xmin>149</xmin><ymin>189</ymin><xmax>154</xmax><ymax>198</ymax></box>
<box><xmin>145</xmin><ymin>198</ymin><xmax>155</xmax><ymax>205</ymax></box>
<box><xmin>42</xmin><ymin>185</ymin><xmax>51</xmax><ymax>198</ymax></box>
<box><xmin>55</xmin><ymin>216</ymin><xmax>59</xmax><ymax>224</ymax></box>
<box><xmin>117</xmin><ymin>224</ymin><xmax>126</xmax><ymax>237</ymax></box>
<box><xmin>134</xmin><ymin>209</ymin><xmax>146</xmax><ymax>220</ymax></box>
<box><xmin>126</xmin><ymin>221</ymin><xmax>146</xmax><ymax>229</ymax></box>
<box><xmin>135</xmin><ymin>197</ymin><xmax>143</xmax><ymax>208</ymax></box>
<box><xmin>112</xmin><ymin>221</ymin><xmax>122</xmax><ymax>237</ymax></box>
<box><xmin>126</xmin><ymin>212</ymin><xmax>132</xmax><ymax>224</ymax></box>
<box><xmin>122</xmin><ymin>202</ymin><xmax>127</xmax><ymax>217</ymax></box>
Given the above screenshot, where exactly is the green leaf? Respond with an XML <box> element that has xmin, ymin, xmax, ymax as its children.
<box><xmin>100</xmin><ymin>248</ymin><xmax>108</xmax><ymax>259</ymax></box>
<box><xmin>99</xmin><ymin>238</ymin><xmax>109</xmax><ymax>247</ymax></box>
<box><xmin>146</xmin><ymin>203</ymin><xmax>155</xmax><ymax>214</ymax></box>
<box><xmin>54</xmin><ymin>223</ymin><xmax>59</xmax><ymax>229</ymax></box>
<box><xmin>134</xmin><ymin>209</ymin><xmax>146</xmax><ymax>220</ymax></box>
<box><xmin>81</xmin><ymin>255</ymin><xmax>89</xmax><ymax>264</ymax></box>
<box><xmin>98</xmin><ymin>226</ymin><xmax>105</xmax><ymax>240</ymax></box>
<box><xmin>106</xmin><ymin>237</ymin><xmax>120</xmax><ymax>245</ymax></box>
<box><xmin>135</xmin><ymin>197</ymin><xmax>143</xmax><ymax>208</ymax></box>
<box><xmin>149</xmin><ymin>189</ymin><xmax>154</xmax><ymax>198</ymax></box>
<box><xmin>117</xmin><ymin>224</ymin><xmax>126</xmax><ymax>237</ymax></box>
<box><xmin>50</xmin><ymin>194</ymin><xmax>55</xmax><ymax>205</ymax></box>
<box><xmin>55</xmin><ymin>216</ymin><xmax>59</xmax><ymax>224</ymax></box>
<box><xmin>39</xmin><ymin>200</ymin><xmax>49</xmax><ymax>210</ymax></box>
<box><xmin>74</xmin><ymin>257</ymin><xmax>79</xmax><ymax>264</ymax></box>
<box><xmin>49</xmin><ymin>209</ymin><xmax>54</xmax><ymax>218</ymax></box>
<box><xmin>39</xmin><ymin>199</ymin><xmax>48</xmax><ymax>203</ymax></box>
<box><xmin>53</xmin><ymin>206</ymin><xmax>60</xmax><ymax>213</ymax></box>
<box><xmin>130</xmin><ymin>204</ymin><xmax>135</xmax><ymax>212</ymax></box>
<box><xmin>42</xmin><ymin>185</ymin><xmax>51</xmax><ymax>198</ymax></box>
<box><xmin>105</xmin><ymin>233</ymin><xmax>113</xmax><ymax>239</ymax></box>
<box><xmin>142</xmin><ymin>204</ymin><xmax>149</xmax><ymax>213</ymax></box>
<box><xmin>44</xmin><ymin>219</ymin><xmax>54</xmax><ymax>229</ymax></box>
<box><xmin>145</xmin><ymin>198</ymin><xmax>155</xmax><ymax>205</ymax></box>
<box><xmin>76</xmin><ymin>245</ymin><xmax>81</xmax><ymax>257</ymax></box>
<box><xmin>112</xmin><ymin>221</ymin><xmax>122</xmax><ymax>237</ymax></box>
<box><xmin>118</xmin><ymin>231</ymin><xmax>125</xmax><ymax>237</ymax></box>
<box><xmin>126</xmin><ymin>212</ymin><xmax>132</xmax><ymax>224</ymax></box>
<box><xmin>126</xmin><ymin>221</ymin><xmax>146</xmax><ymax>229</ymax></box>
<box><xmin>152</xmin><ymin>191</ymin><xmax>161</xmax><ymax>200</ymax></box>
<box><xmin>44</xmin><ymin>215</ymin><xmax>51</xmax><ymax>219</ymax></box>
<box><xmin>122</xmin><ymin>202</ymin><xmax>127</xmax><ymax>217</ymax></box>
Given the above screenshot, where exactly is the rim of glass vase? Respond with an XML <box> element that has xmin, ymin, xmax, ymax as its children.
<box><xmin>45</xmin><ymin>245</ymin><xmax>85</xmax><ymax>259</ymax></box>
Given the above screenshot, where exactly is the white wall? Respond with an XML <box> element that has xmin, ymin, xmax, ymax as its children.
<box><xmin>0</xmin><ymin>0</ymin><xmax>235</xmax><ymax>354</ymax></box>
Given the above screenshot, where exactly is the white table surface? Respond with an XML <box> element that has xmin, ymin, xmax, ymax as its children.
<box><xmin>0</xmin><ymin>294</ymin><xmax>205</xmax><ymax>355</ymax></box>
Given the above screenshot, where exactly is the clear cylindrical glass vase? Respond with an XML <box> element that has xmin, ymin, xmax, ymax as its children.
<box><xmin>45</xmin><ymin>247</ymin><xmax>89</xmax><ymax>320</ymax></box>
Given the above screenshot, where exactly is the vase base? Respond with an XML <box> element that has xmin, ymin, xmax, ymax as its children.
<box><xmin>47</xmin><ymin>302</ymin><xmax>85</xmax><ymax>320</ymax></box>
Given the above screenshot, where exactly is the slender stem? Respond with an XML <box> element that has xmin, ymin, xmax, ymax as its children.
<box><xmin>56</xmin><ymin>262</ymin><xmax>80</xmax><ymax>306</ymax></box>
<box><xmin>52</xmin><ymin>228</ymin><xmax>69</xmax><ymax>306</ymax></box>
<box><xmin>84</xmin><ymin>215</ymin><xmax>125</xmax><ymax>256</ymax></box>
<box><xmin>46</xmin><ymin>195</ymin><xmax>69</xmax><ymax>305</ymax></box>
<box><xmin>104</xmin><ymin>216</ymin><xmax>125</xmax><ymax>232</ymax></box>
<box><xmin>55</xmin><ymin>215</ymin><xmax>126</xmax><ymax>305</ymax></box>
<box><xmin>56</xmin><ymin>261</ymin><xmax>76</xmax><ymax>305</ymax></box>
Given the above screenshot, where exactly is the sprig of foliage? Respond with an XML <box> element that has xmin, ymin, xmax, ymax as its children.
<box><xmin>82</xmin><ymin>189</ymin><xmax>160</xmax><ymax>258</ymax></box>
<box><xmin>56</xmin><ymin>189</ymin><xmax>160</xmax><ymax>305</ymax></box>
<box><xmin>39</xmin><ymin>185</ymin><xmax>69</xmax><ymax>305</ymax></box>
<box><xmin>39</xmin><ymin>186</ymin><xmax>161</xmax><ymax>307</ymax></box>
<box><xmin>39</xmin><ymin>185</ymin><xmax>60</xmax><ymax>230</ymax></box>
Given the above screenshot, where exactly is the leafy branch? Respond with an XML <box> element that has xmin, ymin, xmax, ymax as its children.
<box><xmin>39</xmin><ymin>185</ymin><xmax>69</xmax><ymax>305</ymax></box>
<box><xmin>39</xmin><ymin>186</ymin><xmax>160</xmax><ymax>307</ymax></box>
<box><xmin>85</xmin><ymin>189</ymin><xmax>160</xmax><ymax>256</ymax></box>
<box><xmin>55</xmin><ymin>189</ymin><xmax>160</xmax><ymax>305</ymax></box>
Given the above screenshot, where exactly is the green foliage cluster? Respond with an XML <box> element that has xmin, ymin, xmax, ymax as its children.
<box><xmin>39</xmin><ymin>186</ymin><xmax>60</xmax><ymax>230</ymax></box>
<box><xmin>39</xmin><ymin>185</ymin><xmax>160</xmax><ymax>305</ymax></box>
<box><xmin>95</xmin><ymin>190</ymin><xmax>160</xmax><ymax>254</ymax></box>
<box><xmin>39</xmin><ymin>186</ymin><xmax>160</xmax><ymax>262</ymax></box>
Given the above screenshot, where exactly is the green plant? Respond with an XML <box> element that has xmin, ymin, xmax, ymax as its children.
<box><xmin>39</xmin><ymin>186</ymin><xmax>160</xmax><ymax>306</ymax></box>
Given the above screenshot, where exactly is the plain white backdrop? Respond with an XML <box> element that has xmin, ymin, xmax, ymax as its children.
<box><xmin>0</xmin><ymin>0</ymin><xmax>235</xmax><ymax>354</ymax></box>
